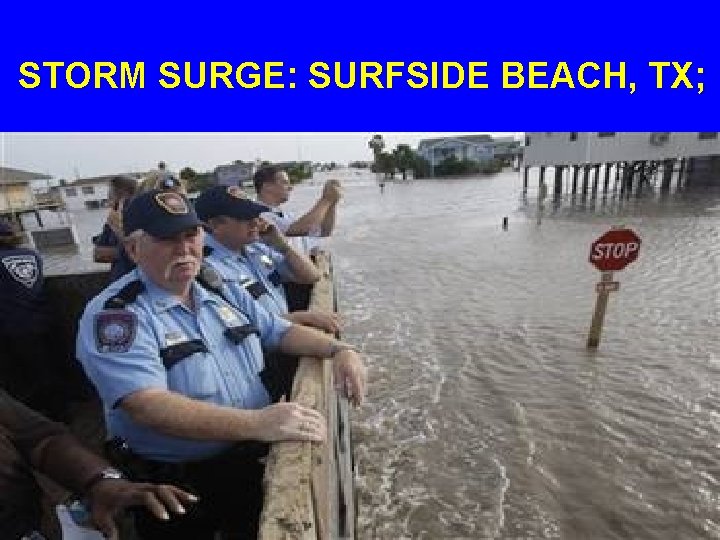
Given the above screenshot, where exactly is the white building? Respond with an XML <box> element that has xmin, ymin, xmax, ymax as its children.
<box><xmin>59</xmin><ymin>173</ymin><xmax>144</xmax><ymax>211</ymax></box>
<box><xmin>214</xmin><ymin>162</ymin><xmax>256</xmax><ymax>187</ymax></box>
<box><xmin>59</xmin><ymin>178</ymin><xmax>110</xmax><ymax>211</ymax></box>
<box><xmin>0</xmin><ymin>167</ymin><xmax>46</xmax><ymax>212</ymax></box>
<box><xmin>523</xmin><ymin>132</ymin><xmax>720</xmax><ymax>166</ymax></box>
<box><xmin>417</xmin><ymin>135</ymin><xmax>495</xmax><ymax>165</ymax></box>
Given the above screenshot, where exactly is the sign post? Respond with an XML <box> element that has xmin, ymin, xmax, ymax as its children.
<box><xmin>586</xmin><ymin>227</ymin><xmax>641</xmax><ymax>348</ymax></box>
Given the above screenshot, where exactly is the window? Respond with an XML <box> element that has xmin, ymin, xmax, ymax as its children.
<box><xmin>525</xmin><ymin>135</ymin><xmax>531</xmax><ymax>146</ymax></box>
<box><xmin>81</xmin><ymin>186</ymin><xmax>95</xmax><ymax>195</ymax></box>
<box><xmin>65</xmin><ymin>187</ymin><xmax>77</xmax><ymax>197</ymax></box>
<box><xmin>569</xmin><ymin>132</ymin><xmax>578</xmax><ymax>141</ymax></box>
<box><xmin>649</xmin><ymin>132</ymin><xmax>670</xmax><ymax>146</ymax></box>
<box><xmin>597</xmin><ymin>132</ymin><xmax>616</xmax><ymax>138</ymax></box>
<box><xmin>698</xmin><ymin>132</ymin><xmax>717</xmax><ymax>140</ymax></box>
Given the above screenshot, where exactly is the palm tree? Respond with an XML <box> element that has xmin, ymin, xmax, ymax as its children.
<box><xmin>368</xmin><ymin>134</ymin><xmax>385</xmax><ymax>165</ymax></box>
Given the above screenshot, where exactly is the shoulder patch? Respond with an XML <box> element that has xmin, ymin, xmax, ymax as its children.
<box><xmin>95</xmin><ymin>310</ymin><xmax>138</xmax><ymax>353</ymax></box>
<box><xmin>2</xmin><ymin>254</ymin><xmax>38</xmax><ymax>288</ymax></box>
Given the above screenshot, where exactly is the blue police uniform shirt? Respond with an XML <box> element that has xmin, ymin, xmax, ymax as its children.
<box><xmin>260</xmin><ymin>207</ymin><xmax>323</xmax><ymax>255</ymax></box>
<box><xmin>204</xmin><ymin>234</ymin><xmax>294</xmax><ymax>316</ymax></box>
<box><xmin>75</xmin><ymin>267</ymin><xmax>291</xmax><ymax>463</ymax></box>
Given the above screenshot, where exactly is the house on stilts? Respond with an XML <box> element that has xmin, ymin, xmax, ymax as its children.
<box><xmin>521</xmin><ymin>132</ymin><xmax>720</xmax><ymax>199</ymax></box>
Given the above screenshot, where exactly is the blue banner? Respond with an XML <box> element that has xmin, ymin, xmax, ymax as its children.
<box><xmin>2</xmin><ymin>1</ymin><xmax>717</xmax><ymax>131</ymax></box>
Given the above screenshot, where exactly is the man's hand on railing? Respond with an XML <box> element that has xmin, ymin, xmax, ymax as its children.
<box><xmin>288</xmin><ymin>310</ymin><xmax>342</xmax><ymax>334</ymax></box>
<box><xmin>332</xmin><ymin>350</ymin><xmax>367</xmax><ymax>407</ymax></box>
<box><xmin>251</xmin><ymin>401</ymin><xmax>327</xmax><ymax>443</ymax></box>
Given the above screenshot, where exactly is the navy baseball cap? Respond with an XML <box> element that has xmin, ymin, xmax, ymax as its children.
<box><xmin>194</xmin><ymin>185</ymin><xmax>269</xmax><ymax>222</ymax></box>
<box><xmin>123</xmin><ymin>189</ymin><xmax>203</xmax><ymax>239</ymax></box>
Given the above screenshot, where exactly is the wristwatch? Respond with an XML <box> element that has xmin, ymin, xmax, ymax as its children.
<box><xmin>83</xmin><ymin>467</ymin><xmax>125</xmax><ymax>493</ymax></box>
<box><xmin>328</xmin><ymin>342</ymin><xmax>357</xmax><ymax>357</ymax></box>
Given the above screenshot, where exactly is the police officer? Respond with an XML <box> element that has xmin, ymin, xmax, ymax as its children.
<box><xmin>253</xmin><ymin>166</ymin><xmax>342</xmax><ymax>311</ymax></box>
<box><xmin>195</xmin><ymin>185</ymin><xmax>340</xmax><ymax>334</ymax></box>
<box><xmin>75</xmin><ymin>189</ymin><xmax>366</xmax><ymax>540</ymax></box>
<box><xmin>0</xmin><ymin>220</ymin><xmax>78</xmax><ymax>421</ymax></box>
<box><xmin>92</xmin><ymin>175</ymin><xmax>138</xmax><ymax>282</ymax></box>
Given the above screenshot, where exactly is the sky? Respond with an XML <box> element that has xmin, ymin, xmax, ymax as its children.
<box><xmin>0</xmin><ymin>132</ymin><xmax>523</xmax><ymax>181</ymax></box>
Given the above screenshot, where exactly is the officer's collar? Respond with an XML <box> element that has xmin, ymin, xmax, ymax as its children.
<box><xmin>207</xmin><ymin>235</ymin><xmax>259</xmax><ymax>262</ymax></box>
<box><xmin>205</xmin><ymin>233</ymin><xmax>240</xmax><ymax>261</ymax></box>
<box><xmin>136</xmin><ymin>268</ymin><xmax>216</xmax><ymax>313</ymax></box>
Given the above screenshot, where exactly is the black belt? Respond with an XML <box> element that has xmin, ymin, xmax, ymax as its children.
<box><xmin>106</xmin><ymin>438</ymin><xmax>269</xmax><ymax>485</ymax></box>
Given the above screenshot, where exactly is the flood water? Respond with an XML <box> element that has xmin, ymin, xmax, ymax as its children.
<box><xmin>39</xmin><ymin>169</ymin><xmax>720</xmax><ymax>539</ymax></box>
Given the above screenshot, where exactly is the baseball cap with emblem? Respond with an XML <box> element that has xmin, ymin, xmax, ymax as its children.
<box><xmin>123</xmin><ymin>189</ymin><xmax>203</xmax><ymax>238</ymax></box>
<box><xmin>194</xmin><ymin>185</ymin><xmax>270</xmax><ymax>222</ymax></box>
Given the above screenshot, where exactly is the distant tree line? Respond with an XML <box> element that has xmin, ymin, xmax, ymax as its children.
<box><xmin>179</xmin><ymin>166</ymin><xmax>214</xmax><ymax>193</ymax></box>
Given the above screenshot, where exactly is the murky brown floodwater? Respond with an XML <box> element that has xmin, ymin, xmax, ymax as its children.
<box><xmin>39</xmin><ymin>169</ymin><xmax>719</xmax><ymax>539</ymax></box>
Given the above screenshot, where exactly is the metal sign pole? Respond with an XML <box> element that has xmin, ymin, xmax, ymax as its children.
<box><xmin>587</xmin><ymin>271</ymin><xmax>614</xmax><ymax>348</ymax></box>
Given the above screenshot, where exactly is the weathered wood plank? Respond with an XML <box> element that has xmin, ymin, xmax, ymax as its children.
<box><xmin>260</xmin><ymin>252</ymin><xmax>356</xmax><ymax>540</ymax></box>
<box><xmin>308</xmin><ymin>254</ymin><xmax>336</xmax><ymax>540</ymax></box>
<box><xmin>259</xmin><ymin>357</ymin><xmax>321</xmax><ymax>540</ymax></box>
<box><xmin>336</xmin><ymin>398</ymin><xmax>356</xmax><ymax>539</ymax></box>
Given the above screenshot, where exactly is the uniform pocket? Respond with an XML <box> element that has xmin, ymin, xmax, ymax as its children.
<box><xmin>166</xmin><ymin>350</ymin><xmax>218</xmax><ymax>400</ymax></box>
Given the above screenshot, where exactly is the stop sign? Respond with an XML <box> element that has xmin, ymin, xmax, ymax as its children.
<box><xmin>589</xmin><ymin>228</ymin><xmax>641</xmax><ymax>271</ymax></box>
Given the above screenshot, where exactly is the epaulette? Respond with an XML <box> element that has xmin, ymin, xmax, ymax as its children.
<box><xmin>103</xmin><ymin>280</ymin><xmax>146</xmax><ymax>310</ymax></box>
<box><xmin>196</xmin><ymin>263</ymin><xmax>225</xmax><ymax>298</ymax></box>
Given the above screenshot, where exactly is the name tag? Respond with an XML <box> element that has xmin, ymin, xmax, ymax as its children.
<box><xmin>164</xmin><ymin>331</ymin><xmax>186</xmax><ymax>347</ymax></box>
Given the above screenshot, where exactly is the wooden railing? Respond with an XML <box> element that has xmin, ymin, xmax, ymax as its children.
<box><xmin>259</xmin><ymin>252</ymin><xmax>357</xmax><ymax>540</ymax></box>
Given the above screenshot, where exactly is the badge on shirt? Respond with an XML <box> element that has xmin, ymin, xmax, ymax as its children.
<box><xmin>217</xmin><ymin>305</ymin><xmax>240</xmax><ymax>325</ymax></box>
<box><xmin>164</xmin><ymin>331</ymin><xmax>186</xmax><ymax>347</ymax></box>
<box><xmin>2</xmin><ymin>254</ymin><xmax>38</xmax><ymax>288</ymax></box>
<box><xmin>259</xmin><ymin>254</ymin><xmax>274</xmax><ymax>269</ymax></box>
<box><xmin>95</xmin><ymin>310</ymin><xmax>137</xmax><ymax>353</ymax></box>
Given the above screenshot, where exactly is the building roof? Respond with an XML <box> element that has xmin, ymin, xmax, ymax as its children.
<box><xmin>0</xmin><ymin>166</ymin><xmax>51</xmax><ymax>185</ymax></box>
<box><xmin>418</xmin><ymin>134</ymin><xmax>494</xmax><ymax>150</ymax></box>
<box><xmin>68</xmin><ymin>172</ymin><xmax>146</xmax><ymax>187</ymax></box>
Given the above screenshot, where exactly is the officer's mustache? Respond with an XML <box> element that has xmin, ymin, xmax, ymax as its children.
<box><xmin>164</xmin><ymin>255</ymin><xmax>200</xmax><ymax>280</ymax></box>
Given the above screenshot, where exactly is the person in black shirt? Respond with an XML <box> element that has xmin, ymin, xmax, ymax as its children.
<box><xmin>0</xmin><ymin>220</ymin><xmax>77</xmax><ymax>421</ymax></box>
<box><xmin>92</xmin><ymin>176</ymin><xmax>139</xmax><ymax>283</ymax></box>
<box><xmin>0</xmin><ymin>388</ymin><xmax>195</xmax><ymax>540</ymax></box>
